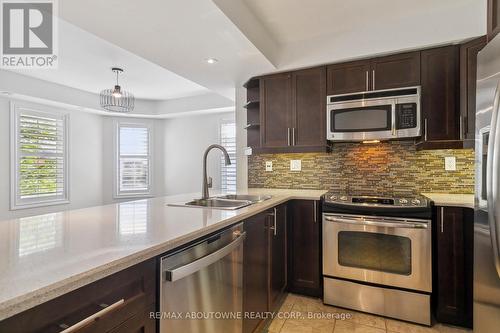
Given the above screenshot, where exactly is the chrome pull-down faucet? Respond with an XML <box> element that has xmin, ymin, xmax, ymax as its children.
<box><xmin>202</xmin><ymin>144</ymin><xmax>231</xmax><ymax>199</ymax></box>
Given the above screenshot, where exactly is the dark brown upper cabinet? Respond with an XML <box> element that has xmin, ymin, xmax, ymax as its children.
<box><xmin>259</xmin><ymin>69</ymin><xmax>328</xmax><ymax>153</ymax></box>
<box><xmin>488</xmin><ymin>0</ymin><xmax>500</xmax><ymax>41</ymax></box>
<box><xmin>291</xmin><ymin>67</ymin><xmax>327</xmax><ymax>149</ymax></box>
<box><xmin>288</xmin><ymin>200</ymin><xmax>321</xmax><ymax>297</ymax></box>
<box><xmin>417</xmin><ymin>45</ymin><xmax>461</xmax><ymax>149</ymax></box>
<box><xmin>326</xmin><ymin>51</ymin><xmax>420</xmax><ymax>95</ymax></box>
<box><xmin>371</xmin><ymin>52</ymin><xmax>421</xmax><ymax>90</ymax></box>
<box><xmin>327</xmin><ymin>60</ymin><xmax>371</xmax><ymax>95</ymax></box>
<box><xmin>460</xmin><ymin>36</ymin><xmax>487</xmax><ymax>146</ymax></box>
<box><xmin>260</xmin><ymin>73</ymin><xmax>292</xmax><ymax>149</ymax></box>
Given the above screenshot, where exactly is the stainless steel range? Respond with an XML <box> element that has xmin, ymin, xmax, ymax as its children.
<box><xmin>321</xmin><ymin>193</ymin><xmax>433</xmax><ymax>325</ymax></box>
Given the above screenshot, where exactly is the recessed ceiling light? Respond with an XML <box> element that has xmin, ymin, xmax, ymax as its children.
<box><xmin>206</xmin><ymin>58</ymin><xmax>218</xmax><ymax>64</ymax></box>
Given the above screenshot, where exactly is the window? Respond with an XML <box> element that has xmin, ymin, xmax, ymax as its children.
<box><xmin>220</xmin><ymin>121</ymin><xmax>236</xmax><ymax>192</ymax></box>
<box><xmin>116</xmin><ymin>123</ymin><xmax>152</xmax><ymax>197</ymax></box>
<box><xmin>11</xmin><ymin>103</ymin><xmax>69</xmax><ymax>209</ymax></box>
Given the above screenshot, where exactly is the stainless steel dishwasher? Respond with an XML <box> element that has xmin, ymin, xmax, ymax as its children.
<box><xmin>160</xmin><ymin>223</ymin><xmax>245</xmax><ymax>333</ymax></box>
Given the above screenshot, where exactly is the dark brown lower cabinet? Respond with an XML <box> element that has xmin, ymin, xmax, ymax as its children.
<box><xmin>243</xmin><ymin>210</ymin><xmax>271</xmax><ymax>333</ymax></box>
<box><xmin>0</xmin><ymin>259</ymin><xmax>157</xmax><ymax>333</ymax></box>
<box><xmin>243</xmin><ymin>205</ymin><xmax>287</xmax><ymax>333</ymax></box>
<box><xmin>434</xmin><ymin>206</ymin><xmax>473</xmax><ymax>328</ymax></box>
<box><xmin>288</xmin><ymin>200</ymin><xmax>321</xmax><ymax>297</ymax></box>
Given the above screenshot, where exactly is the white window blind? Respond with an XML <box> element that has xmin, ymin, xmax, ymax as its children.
<box><xmin>11</xmin><ymin>105</ymin><xmax>68</xmax><ymax>209</ymax></box>
<box><xmin>117</xmin><ymin>124</ymin><xmax>151</xmax><ymax>197</ymax></box>
<box><xmin>220</xmin><ymin>121</ymin><xmax>236</xmax><ymax>192</ymax></box>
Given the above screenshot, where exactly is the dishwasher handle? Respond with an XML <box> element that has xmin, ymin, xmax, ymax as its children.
<box><xmin>163</xmin><ymin>231</ymin><xmax>246</xmax><ymax>282</ymax></box>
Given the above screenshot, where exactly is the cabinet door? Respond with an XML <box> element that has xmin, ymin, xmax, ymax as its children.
<box><xmin>243</xmin><ymin>211</ymin><xmax>270</xmax><ymax>333</ymax></box>
<box><xmin>371</xmin><ymin>52</ymin><xmax>421</xmax><ymax>90</ymax></box>
<box><xmin>488</xmin><ymin>0</ymin><xmax>500</xmax><ymax>41</ymax></box>
<box><xmin>460</xmin><ymin>36</ymin><xmax>487</xmax><ymax>141</ymax></box>
<box><xmin>435</xmin><ymin>207</ymin><xmax>473</xmax><ymax>328</ymax></box>
<box><xmin>327</xmin><ymin>60</ymin><xmax>371</xmax><ymax>95</ymax></box>
<box><xmin>269</xmin><ymin>204</ymin><xmax>287</xmax><ymax>311</ymax></box>
<box><xmin>0</xmin><ymin>260</ymin><xmax>156</xmax><ymax>333</ymax></box>
<box><xmin>291</xmin><ymin>67</ymin><xmax>327</xmax><ymax>149</ymax></box>
<box><xmin>260</xmin><ymin>73</ymin><xmax>292</xmax><ymax>148</ymax></box>
<box><xmin>289</xmin><ymin>200</ymin><xmax>321</xmax><ymax>297</ymax></box>
<box><xmin>421</xmin><ymin>46</ymin><xmax>460</xmax><ymax>142</ymax></box>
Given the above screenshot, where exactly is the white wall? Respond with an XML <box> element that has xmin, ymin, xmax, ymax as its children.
<box><xmin>0</xmin><ymin>98</ymin><xmax>104</xmax><ymax>220</ymax></box>
<box><xmin>163</xmin><ymin>112</ymin><xmax>235</xmax><ymax>196</ymax></box>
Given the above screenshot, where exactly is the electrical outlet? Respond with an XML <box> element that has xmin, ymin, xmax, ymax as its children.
<box><xmin>265</xmin><ymin>161</ymin><xmax>273</xmax><ymax>172</ymax></box>
<box><xmin>290</xmin><ymin>160</ymin><xmax>302</xmax><ymax>171</ymax></box>
<box><xmin>445</xmin><ymin>156</ymin><xmax>456</xmax><ymax>171</ymax></box>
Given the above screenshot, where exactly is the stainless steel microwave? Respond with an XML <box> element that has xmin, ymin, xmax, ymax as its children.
<box><xmin>326</xmin><ymin>87</ymin><xmax>421</xmax><ymax>142</ymax></box>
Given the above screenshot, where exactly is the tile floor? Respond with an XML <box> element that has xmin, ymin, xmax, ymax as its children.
<box><xmin>265</xmin><ymin>294</ymin><xmax>471</xmax><ymax>333</ymax></box>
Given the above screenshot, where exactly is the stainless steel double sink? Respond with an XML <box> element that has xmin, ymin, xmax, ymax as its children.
<box><xmin>169</xmin><ymin>194</ymin><xmax>272</xmax><ymax>210</ymax></box>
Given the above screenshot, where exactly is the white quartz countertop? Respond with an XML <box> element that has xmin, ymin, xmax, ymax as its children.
<box><xmin>0</xmin><ymin>188</ymin><xmax>326</xmax><ymax>321</ymax></box>
<box><xmin>421</xmin><ymin>192</ymin><xmax>475</xmax><ymax>209</ymax></box>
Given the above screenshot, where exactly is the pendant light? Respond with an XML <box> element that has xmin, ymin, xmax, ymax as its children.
<box><xmin>99</xmin><ymin>67</ymin><xmax>135</xmax><ymax>113</ymax></box>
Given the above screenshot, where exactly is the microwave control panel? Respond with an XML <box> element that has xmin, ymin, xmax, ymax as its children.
<box><xmin>396</xmin><ymin>103</ymin><xmax>417</xmax><ymax>129</ymax></box>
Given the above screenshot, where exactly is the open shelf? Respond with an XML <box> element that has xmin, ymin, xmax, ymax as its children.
<box><xmin>243</xmin><ymin>100</ymin><xmax>259</xmax><ymax>109</ymax></box>
<box><xmin>244</xmin><ymin>123</ymin><xmax>260</xmax><ymax>129</ymax></box>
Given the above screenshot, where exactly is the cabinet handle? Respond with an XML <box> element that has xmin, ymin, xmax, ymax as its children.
<box><xmin>292</xmin><ymin>128</ymin><xmax>296</xmax><ymax>146</ymax></box>
<box><xmin>268</xmin><ymin>208</ymin><xmax>277</xmax><ymax>236</ymax></box>
<box><xmin>365</xmin><ymin>71</ymin><xmax>369</xmax><ymax>91</ymax></box>
<box><xmin>287</xmin><ymin>128</ymin><xmax>291</xmax><ymax>146</ymax></box>
<box><xmin>440</xmin><ymin>207</ymin><xmax>444</xmax><ymax>233</ymax></box>
<box><xmin>59</xmin><ymin>299</ymin><xmax>125</xmax><ymax>333</ymax></box>
<box><xmin>460</xmin><ymin>116</ymin><xmax>464</xmax><ymax>140</ymax></box>
<box><xmin>313</xmin><ymin>201</ymin><xmax>317</xmax><ymax>223</ymax></box>
<box><xmin>372</xmin><ymin>70</ymin><xmax>375</xmax><ymax>90</ymax></box>
<box><xmin>424</xmin><ymin>118</ymin><xmax>428</xmax><ymax>142</ymax></box>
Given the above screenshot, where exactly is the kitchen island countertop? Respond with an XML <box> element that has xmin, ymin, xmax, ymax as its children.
<box><xmin>0</xmin><ymin>188</ymin><xmax>326</xmax><ymax>321</ymax></box>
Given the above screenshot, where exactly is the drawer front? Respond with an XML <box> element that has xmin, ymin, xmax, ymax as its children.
<box><xmin>0</xmin><ymin>259</ymin><xmax>156</xmax><ymax>333</ymax></box>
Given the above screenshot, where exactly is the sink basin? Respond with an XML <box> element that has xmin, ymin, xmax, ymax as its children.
<box><xmin>216</xmin><ymin>194</ymin><xmax>272</xmax><ymax>203</ymax></box>
<box><xmin>182</xmin><ymin>198</ymin><xmax>252</xmax><ymax>210</ymax></box>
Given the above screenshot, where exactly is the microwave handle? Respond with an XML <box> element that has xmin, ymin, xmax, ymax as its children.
<box><xmin>391</xmin><ymin>102</ymin><xmax>396</xmax><ymax>136</ymax></box>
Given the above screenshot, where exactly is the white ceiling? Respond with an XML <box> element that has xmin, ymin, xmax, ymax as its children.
<box><xmin>8</xmin><ymin>18</ymin><xmax>210</xmax><ymax>101</ymax></box>
<box><xmin>59</xmin><ymin>0</ymin><xmax>276</xmax><ymax>100</ymax></box>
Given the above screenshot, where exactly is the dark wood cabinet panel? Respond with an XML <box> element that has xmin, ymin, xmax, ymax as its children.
<box><xmin>327</xmin><ymin>60</ymin><xmax>371</xmax><ymax>95</ymax></box>
<box><xmin>269</xmin><ymin>204</ymin><xmax>287</xmax><ymax>311</ymax></box>
<box><xmin>260</xmin><ymin>73</ymin><xmax>292</xmax><ymax>149</ymax></box>
<box><xmin>488</xmin><ymin>0</ymin><xmax>500</xmax><ymax>41</ymax></box>
<box><xmin>291</xmin><ymin>67</ymin><xmax>327</xmax><ymax>148</ymax></box>
<box><xmin>460</xmin><ymin>36</ymin><xmax>487</xmax><ymax>144</ymax></box>
<box><xmin>107</xmin><ymin>303</ymin><xmax>156</xmax><ymax>333</ymax></box>
<box><xmin>434</xmin><ymin>207</ymin><xmax>473</xmax><ymax>328</ymax></box>
<box><xmin>371</xmin><ymin>52</ymin><xmax>421</xmax><ymax>90</ymax></box>
<box><xmin>243</xmin><ymin>211</ymin><xmax>270</xmax><ymax>333</ymax></box>
<box><xmin>420</xmin><ymin>46</ymin><xmax>460</xmax><ymax>143</ymax></box>
<box><xmin>288</xmin><ymin>200</ymin><xmax>321</xmax><ymax>297</ymax></box>
<box><xmin>0</xmin><ymin>259</ymin><xmax>156</xmax><ymax>333</ymax></box>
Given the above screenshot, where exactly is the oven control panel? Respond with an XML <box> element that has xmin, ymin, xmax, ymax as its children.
<box><xmin>324</xmin><ymin>194</ymin><xmax>428</xmax><ymax>208</ymax></box>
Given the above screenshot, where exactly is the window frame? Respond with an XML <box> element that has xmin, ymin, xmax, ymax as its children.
<box><xmin>219</xmin><ymin>118</ymin><xmax>237</xmax><ymax>193</ymax></box>
<box><xmin>114</xmin><ymin>120</ymin><xmax>153</xmax><ymax>199</ymax></box>
<box><xmin>10</xmin><ymin>101</ymin><xmax>70</xmax><ymax>210</ymax></box>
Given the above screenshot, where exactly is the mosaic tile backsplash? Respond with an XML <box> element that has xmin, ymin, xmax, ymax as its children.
<box><xmin>248</xmin><ymin>141</ymin><xmax>475</xmax><ymax>196</ymax></box>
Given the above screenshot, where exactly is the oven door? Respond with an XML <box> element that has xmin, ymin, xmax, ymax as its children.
<box><xmin>323</xmin><ymin>213</ymin><xmax>432</xmax><ymax>292</ymax></box>
<box><xmin>327</xmin><ymin>99</ymin><xmax>395</xmax><ymax>141</ymax></box>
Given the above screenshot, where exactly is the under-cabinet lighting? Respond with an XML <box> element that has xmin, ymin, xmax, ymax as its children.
<box><xmin>362</xmin><ymin>140</ymin><xmax>380</xmax><ymax>144</ymax></box>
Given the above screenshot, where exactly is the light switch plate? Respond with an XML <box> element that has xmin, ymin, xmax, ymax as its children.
<box><xmin>290</xmin><ymin>160</ymin><xmax>301</xmax><ymax>171</ymax></box>
<box><xmin>265</xmin><ymin>161</ymin><xmax>273</xmax><ymax>172</ymax></box>
<box><xmin>445</xmin><ymin>156</ymin><xmax>456</xmax><ymax>171</ymax></box>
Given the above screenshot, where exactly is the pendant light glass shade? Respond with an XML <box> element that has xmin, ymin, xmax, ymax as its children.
<box><xmin>100</xmin><ymin>68</ymin><xmax>135</xmax><ymax>113</ymax></box>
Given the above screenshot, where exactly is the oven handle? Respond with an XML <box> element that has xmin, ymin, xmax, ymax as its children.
<box><xmin>324</xmin><ymin>215</ymin><xmax>428</xmax><ymax>229</ymax></box>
